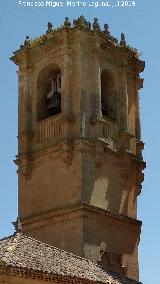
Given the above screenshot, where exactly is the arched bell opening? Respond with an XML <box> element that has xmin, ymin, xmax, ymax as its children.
<box><xmin>101</xmin><ymin>70</ymin><xmax>115</xmax><ymax>120</ymax></box>
<box><xmin>37</xmin><ymin>64</ymin><xmax>62</xmax><ymax>121</ymax></box>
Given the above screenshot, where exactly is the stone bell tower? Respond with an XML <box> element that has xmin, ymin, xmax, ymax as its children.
<box><xmin>11</xmin><ymin>16</ymin><xmax>145</xmax><ymax>281</ymax></box>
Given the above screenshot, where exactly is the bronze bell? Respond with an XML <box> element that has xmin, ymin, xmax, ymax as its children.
<box><xmin>46</xmin><ymin>76</ymin><xmax>61</xmax><ymax>116</ymax></box>
<box><xmin>47</xmin><ymin>91</ymin><xmax>61</xmax><ymax>110</ymax></box>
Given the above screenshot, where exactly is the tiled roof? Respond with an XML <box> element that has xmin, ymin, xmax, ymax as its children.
<box><xmin>0</xmin><ymin>233</ymin><xmax>141</xmax><ymax>284</ymax></box>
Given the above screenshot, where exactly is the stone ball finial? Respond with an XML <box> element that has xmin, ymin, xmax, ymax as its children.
<box><xmin>47</xmin><ymin>22</ymin><xmax>53</xmax><ymax>31</ymax></box>
<box><xmin>120</xmin><ymin>33</ymin><xmax>126</xmax><ymax>45</ymax></box>
<box><xmin>104</xmin><ymin>23</ymin><xmax>109</xmax><ymax>33</ymax></box>
<box><xmin>92</xmin><ymin>18</ymin><xmax>100</xmax><ymax>31</ymax></box>
<box><xmin>73</xmin><ymin>15</ymin><xmax>89</xmax><ymax>29</ymax></box>
<box><xmin>104</xmin><ymin>23</ymin><xmax>110</xmax><ymax>35</ymax></box>
<box><xmin>24</xmin><ymin>36</ymin><xmax>30</xmax><ymax>46</ymax></box>
<box><xmin>64</xmin><ymin>17</ymin><xmax>71</xmax><ymax>27</ymax></box>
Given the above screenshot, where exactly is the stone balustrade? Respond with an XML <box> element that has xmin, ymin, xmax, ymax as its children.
<box><xmin>37</xmin><ymin>115</ymin><xmax>62</xmax><ymax>143</ymax></box>
<box><xmin>101</xmin><ymin>118</ymin><xmax>119</xmax><ymax>141</ymax></box>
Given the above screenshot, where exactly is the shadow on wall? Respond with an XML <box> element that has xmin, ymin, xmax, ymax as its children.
<box><xmin>86</xmin><ymin>160</ymin><xmax>135</xmax><ymax>216</ymax></box>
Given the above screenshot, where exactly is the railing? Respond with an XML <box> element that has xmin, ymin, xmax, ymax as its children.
<box><xmin>93</xmin><ymin>117</ymin><xmax>138</xmax><ymax>155</ymax></box>
<box><xmin>101</xmin><ymin>118</ymin><xmax>119</xmax><ymax>141</ymax></box>
<box><xmin>37</xmin><ymin>115</ymin><xmax>63</xmax><ymax>143</ymax></box>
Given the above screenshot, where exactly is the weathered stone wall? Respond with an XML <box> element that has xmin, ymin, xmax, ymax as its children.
<box><xmin>19</xmin><ymin>148</ymin><xmax>82</xmax><ymax>219</ymax></box>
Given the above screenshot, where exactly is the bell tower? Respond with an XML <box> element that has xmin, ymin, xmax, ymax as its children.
<box><xmin>11</xmin><ymin>16</ymin><xmax>145</xmax><ymax>281</ymax></box>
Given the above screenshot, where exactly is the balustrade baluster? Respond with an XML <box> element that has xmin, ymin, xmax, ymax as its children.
<box><xmin>37</xmin><ymin>117</ymin><xmax>62</xmax><ymax>143</ymax></box>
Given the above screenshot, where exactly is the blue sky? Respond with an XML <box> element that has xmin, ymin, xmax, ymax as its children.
<box><xmin>0</xmin><ymin>1</ymin><xmax>159</xmax><ymax>283</ymax></box>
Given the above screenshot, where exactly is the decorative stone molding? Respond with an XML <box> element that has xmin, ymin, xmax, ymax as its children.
<box><xmin>136</xmin><ymin>162</ymin><xmax>145</xmax><ymax>191</ymax></box>
<box><xmin>136</xmin><ymin>140</ymin><xmax>144</xmax><ymax>160</ymax></box>
<box><xmin>134</xmin><ymin>75</ymin><xmax>144</xmax><ymax>90</ymax></box>
<box><xmin>62</xmin><ymin>143</ymin><xmax>74</xmax><ymax>167</ymax></box>
<box><xmin>100</xmin><ymin>48</ymin><xmax>121</xmax><ymax>68</ymax></box>
<box><xmin>88</xmin><ymin>47</ymin><xmax>100</xmax><ymax>60</ymax></box>
<box><xmin>119</xmin><ymin>131</ymin><xmax>133</xmax><ymax>153</ymax></box>
<box><xmin>14</xmin><ymin>155</ymin><xmax>33</xmax><ymax>178</ymax></box>
<box><xmin>133</xmin><ymin>60</ymin><xmax>145</xmax><ymax>75</ymax></box>
<box><xmin>12</xmin><ymin>217</ymin><xmax>22</xmax><ymax>233</ymax></box>
<box><xmin>104</xmin><ymin>56</ymin><xmax>119</xmax><ymax>67</ymax></box>
<box><xmin>75</xmin><ymin>139</ymin><xmax>93</xmax><ymax>155</ymax></box>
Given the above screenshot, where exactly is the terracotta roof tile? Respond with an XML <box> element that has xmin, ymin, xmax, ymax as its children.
<box><xmin>0</xmin><ymin>234</ymin><xmax>141</xmax><ymax>284</ymax></box>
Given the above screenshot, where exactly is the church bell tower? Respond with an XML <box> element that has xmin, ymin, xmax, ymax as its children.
<box><xmin>11</xmin><ymin>16</ymin><xmax>145</xmax><ymax>281</ymax></box>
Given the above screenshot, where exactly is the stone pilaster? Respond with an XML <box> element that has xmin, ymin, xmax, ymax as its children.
<box><xmin>94</xmin><ymin>42</ymin><xmax>102</xmax><ymax>119</ymax></box>
<box><xmin>16</xmin><ymin>54</ymin><xmax>33</xmax><ymax>177</ymax></box>
<box><xmin>62</xmin><ymin>30</ymin><xmax>72</xmax><ymax>118</ymax></box>
<box><xmin>134</xmin><ymin>75</ymin><xmax>143</xmax><ymax>140</ymax></box>
<box><xmin>119</xmin><ymin>63</ymin><xmax>128</xmax><ymax>132</ymax></box>
<box><xmin>18</xmin><ymin>62</ymin><xmax>32</xmax><ymax>155</ymax></box>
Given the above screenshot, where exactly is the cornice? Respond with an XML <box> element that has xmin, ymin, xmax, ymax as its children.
<box><xmin>20</xmin><ymin>203</ymin><xmax>142</xmax><ymax>230</ymax></box>
<box><xmin>10</xmin><ymin>16</ymin><xmax>141</xmax><ymax>66</ymax></box>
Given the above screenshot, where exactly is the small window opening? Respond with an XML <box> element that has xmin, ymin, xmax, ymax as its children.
<box><xmin>101</xmin><ymin>70</ymin><xmax>115</xmax><ymax>120</ymax></box>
